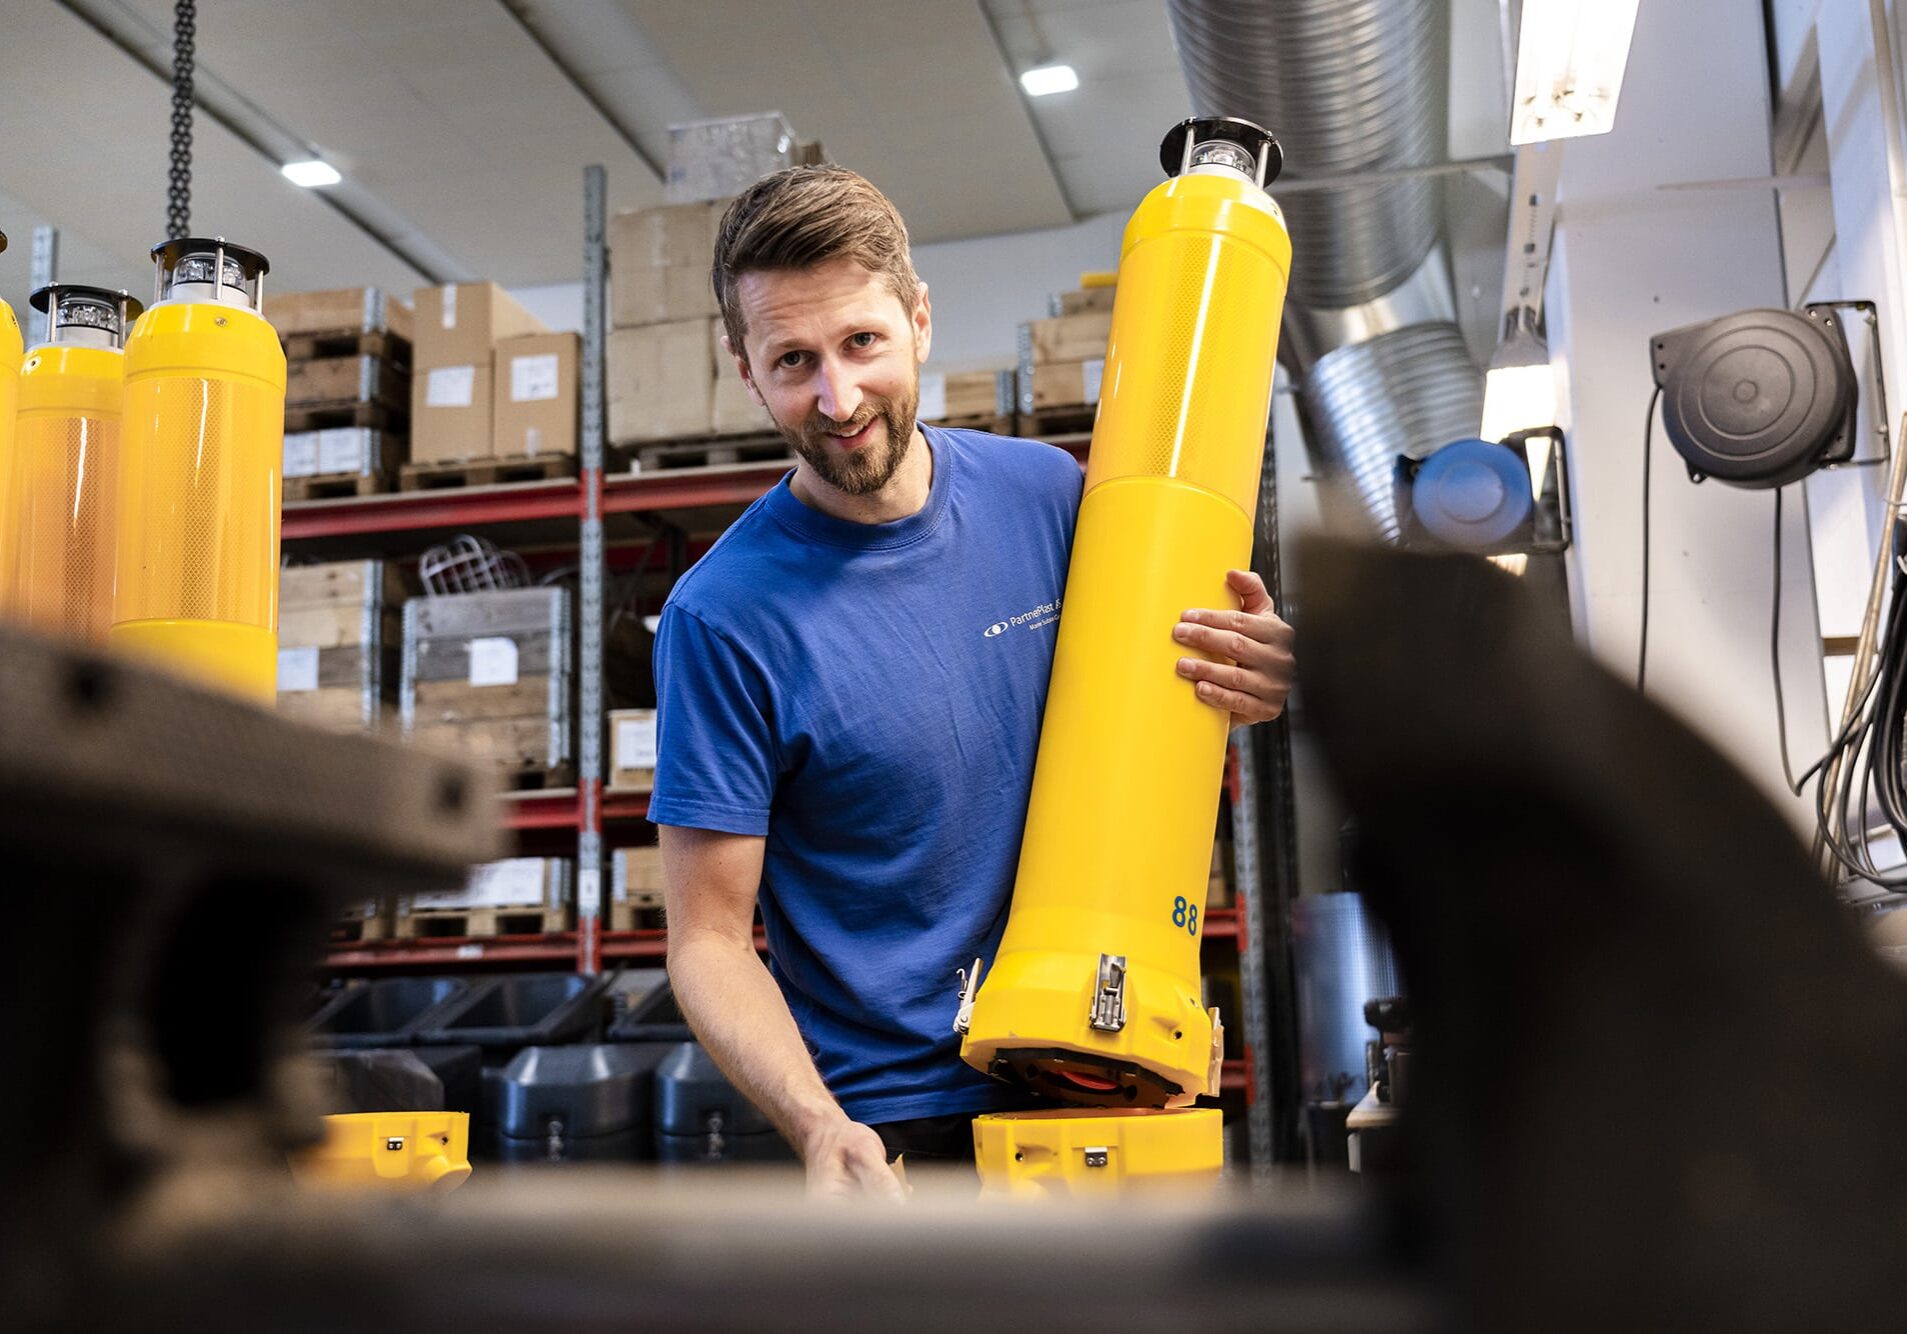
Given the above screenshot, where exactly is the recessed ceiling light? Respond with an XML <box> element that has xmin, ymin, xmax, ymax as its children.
<box><xmin>1020</xmin><ymin>64</ymin><xmax>1079</xmax><ymax>97</ymax></box>
<box><xmin>281</xmin><ymin>159</ymin><xmax>342</xmax><ymax>188</ymax></box>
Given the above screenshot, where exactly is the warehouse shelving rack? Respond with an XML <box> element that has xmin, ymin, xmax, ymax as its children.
<box><xmin>291</xmin><ymin>168</ymin><xmax>1270</xmax><ymax>1106</ymax></box>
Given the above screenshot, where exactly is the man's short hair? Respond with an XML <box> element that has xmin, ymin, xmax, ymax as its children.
<box><xmin>711</xmin><ymin>166</ymin><xmax>921</xmax><ymax>366</ymax></box>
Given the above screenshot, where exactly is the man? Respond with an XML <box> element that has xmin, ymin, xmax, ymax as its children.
<box><xmin>650</xmin><ymin>166</ymin><xmax>1294</xmax><ymax>1199</ymax></box>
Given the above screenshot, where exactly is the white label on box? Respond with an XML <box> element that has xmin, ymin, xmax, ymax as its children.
<box><xmin>468</xmin><ymin>636</ymin><xmax>520</xmax><ymax>687</ymax></box>
<box><xmin>317</xmin><ymin>428</ymin><xmax>368</xmax><ymax>475</ymax></box>
<box><xmin>277</xmin><ymin>645</ymin><xmax>319</xmax><ymax>693</ymax></box>
<box><xmin>455</xmin><ymin>943</ymin><xmax>484</xmax><ymax>960</ymax></box>
<box><xmin>1083</xmin><ymin>357</ymin><xmax>1105</xmax><ymax>405</ymax></box>
<box><xmin>511</xmin><ymin>353</ymin><xmax>561</xmax><ymax>402</ymax></box>
<box><xmin>524</xmin><ymin>426</ymin><xmax>543</xmax><ymax>457</ymax></box>
<box><xmin>616</xmin><ymin>715</ymin><xmax>658</xmax><ymax>768</ymax></box>
<box><xmin>283</xmin><ymin>432</ymin><xmax>319</xmax><ymax>479</ymax></box>
<box><xmin>414</xmin><ymin>858</ymin><xmax>544</xmax><ymax>911</ymax></box>
<box><xmin>442</xmin><ymin>284</ymin><xmax>458</xmax><ymax>329</ymax></box>
<box><xmin>578</xmin><ymin>868</ymin><xmax>602</xmax><ymax>915</ymax></box>
<box><xmin>426</xmin><ymin>365</ymin><xmax>475</xmax><ymax>408</ymax></box>
<box><xmin>917</xmin><ymin>371</ymin><xmax>946</xmax><ymax>422</ymax></box>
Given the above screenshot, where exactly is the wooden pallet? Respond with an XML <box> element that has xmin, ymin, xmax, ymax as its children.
<box><xmin>495</xmin><ymin>760</ymin><xmax>577</xmax><ymax>793</ymax></box>
<box><xmin>284</xmin><ymin>470</ymin><xmax>391</xmax><ymax>502</ymax></box>
<box><xmin>928</xmin><ymin>412</ymin><xmax>1016</xmax><ymax>436</ymax></box>
<box><xmin>399</xmin><ymin>453</ymin><xmax>577</xmax><ymax>492</ymax></box>
<box><xmin>283</xmin><ymin>328</ymin><xmax>412</xmax><ymax>365</ymax></box>
<box><xmin>285</xmin><ymin>400</ymin><xmax>408</xmax><ymax>434</ymax></box>
<box><xmin>629</xmin><ymin>433</ymin><xmax>792</xmax><ymax>474</ymax></box>
<box><xmin>1015</xmin><ymin>407</ymin><xmax>1097</xmax><ymax>440</ymax></box>
<box><xmin>393</xmin><ymin>904</ymin><xmax>570</xmax><ymax>940</ymax></box>
<box><xmin>331</xmin><ymin>906</ymin><xmax>395</xmax><ymax>944</ymax></box>
<box><xmin>607</xmin><ymin>902</ymin><xmax>666</xmax><ymax>932</ymax></box>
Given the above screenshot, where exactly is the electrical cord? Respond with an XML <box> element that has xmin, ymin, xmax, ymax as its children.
<box><xmin>1637</xmin><ymin>385</ymin><xmax>1661</xmax><ymax>691</ymax></box>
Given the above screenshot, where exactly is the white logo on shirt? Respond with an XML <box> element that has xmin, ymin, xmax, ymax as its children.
<box><xmin>981</xmin><ymin>597</ymin><xmax>1063</xmax><ymax>639</ymax></box>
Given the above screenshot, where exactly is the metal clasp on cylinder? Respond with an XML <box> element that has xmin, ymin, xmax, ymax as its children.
<box><xmin>1089</xmin><ymin>953</ymin><xmax>1128</xmax><ymax>1032</ymax></box>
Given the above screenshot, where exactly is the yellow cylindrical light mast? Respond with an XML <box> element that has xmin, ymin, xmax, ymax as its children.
<box><xmin>960</xmin><ymin>119</ymin><xmax>1290</xmax><ymax>1112</ymax></box>
<box><xmin>110</xmin><ymin>238</ymin><xmax>284</xmax><ymax>702</ymax></box>
<box><xmin>7</xmin><ymin>286</ymin><xmax>142</xmax><ymax>643</ymax></box>
<box><xmin>0</xmin><ymin>232</ymin><xmax>24</xmax><ymax>610</ymax></box>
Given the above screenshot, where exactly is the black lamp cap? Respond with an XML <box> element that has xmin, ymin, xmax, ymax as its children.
<box><xmin>1160</xmin><ymin>116</ymin><xmax>1283</xmax><ymax>185</ymax></box>
<box><xmin>29</xmin><ymin>284</ymin><xmax>144</xmax><ymax>322</ymax></box>
<box><xmin>150</xmin><ymin>236</ymin><xmax>271</xmax><ymax>278</ymax></box>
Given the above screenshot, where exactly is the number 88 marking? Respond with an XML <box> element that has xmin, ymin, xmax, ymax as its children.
<box><xmin>1170</xmin><ymin>896</ymin><xmax>1200</xmax><ymax>936</ymax></box>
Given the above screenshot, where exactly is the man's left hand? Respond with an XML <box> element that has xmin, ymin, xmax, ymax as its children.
<box><xmin>1174</xmin><ymin>569</ymin><xmax>1295</xmax><ymax>727</ymax></box>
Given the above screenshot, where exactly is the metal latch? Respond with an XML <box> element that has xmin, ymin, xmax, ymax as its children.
<box><xmin>384</xmin><ymin>1136</ymin><xmax>405</xmax><ymax>1152</ymax></box>
<box><xmin>1084</xmin><ymin>1147</ymin><xmax>1109</xmax><ymax>1168</ymax></box>
<box><xmin>953</xmin><ymin>958</ymin><xmax>983</xmax><ymax>1035</ymax></box>
<box><xmin>1089</xmin><ymin>954</ymin><xmax>1127</xmax><ymax>1032</ymax></box>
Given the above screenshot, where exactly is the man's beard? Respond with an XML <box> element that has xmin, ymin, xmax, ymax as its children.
<box><xmin>771</xmin><ymin>377</ymin><xmax>920</xmax><ymax>498</ymax></box>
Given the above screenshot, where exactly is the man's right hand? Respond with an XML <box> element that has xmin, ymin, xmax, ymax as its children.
<box><xmin>799</xmin><ymin>1115</ymin><xmax>907</xmax><ymax>1200</ymax></box>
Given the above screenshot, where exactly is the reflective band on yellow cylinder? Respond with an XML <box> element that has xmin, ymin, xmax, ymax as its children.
<box><xmin>0</xmin><ymin>294</ymin><xmax>22</xmax><ymax>608</ymax></box>
<box><xmin>972</xmin><ymin>1107</ymin><xmax>1223</xmax><ymax>1199</ymax></box>
<box><xmin>110</xmin><ymin>251</ymin><xmax>284</xmax><ymax>703</ymax></box>
<box><xmin>10</xmin><ymin>343</ymin><xmax>125</xmax><ymax>642</ymax></box>
<box><xmin>961</xmin><ymin>123</ymin><xmax>1290</xmax><ymax>1107</ymax></box>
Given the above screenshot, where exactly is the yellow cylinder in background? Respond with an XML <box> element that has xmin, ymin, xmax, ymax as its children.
<box><xmin>961</xmin><ymin>121</ymin><xmax>1290</xmax><ymax>1107</ymax></box>
<box><xmin>8</xmin><ymin>287</ymin><xmax>141</xmax><ymax>643</ymax></box>
<box><xmin>110</xmin><ymin>239</ymin><xmax>284</xmax><ymax>702</ymax></box>
<box><xmin>0</xmin><ymin>257</ymin><xmax>22</xmax><ymax>611</ymax></box>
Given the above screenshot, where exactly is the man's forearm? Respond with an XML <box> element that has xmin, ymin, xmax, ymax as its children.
<box><xmin>667</xmin><ymin>929</ymin><xmax>849</xmax><ymax>1151</ymax></box>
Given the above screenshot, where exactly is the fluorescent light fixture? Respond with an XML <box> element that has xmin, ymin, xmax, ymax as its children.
<box><xmin>281</xmin><ymin>159</ymin><xmax>342</xmax><ymax>188</ymax></box>
<box><xmin>1020</xmin><ymin>63</ymin><xmax>1079</xmax><ymax>97</ymax></box>
<box><xmin>1510</xmin><ymin>0</ymin><xmax>1641</xmax><ymax>145</ymax></box>
<box><xmin>1480</xmin><ymin>309</ymin><xmax>1559</xmax><ymax>495</ymax></box>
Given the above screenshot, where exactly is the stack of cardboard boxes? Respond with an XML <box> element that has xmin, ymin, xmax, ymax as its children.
<box><xmin>276</xmin><ymin>559</ymin><xmax>404</xmax><ymax>734</ymax></box>
<box><xmin>1018</xmin><ymin>288</ymin><xmax>1114</xmax><ymax>419</ymax></box>
<box><xmin>607</xmin><ymin>201</ymin><xmax>755</xmax><ymax>447</ymax></box>
<box><xmin>410</xmin><ymin>283</ymin><xmax>579</xmax><ymax>473</ymax></box>
<box><xmin>267</xmin><ymin>287</ymin><xmax>411</xmax><ymax>498</ymax></box>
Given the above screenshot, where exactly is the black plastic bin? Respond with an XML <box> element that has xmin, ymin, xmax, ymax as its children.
<box><xmin>488</xmin><ymin>1042</ymin><xmax>676</xmax><ymax>1163</ymax></box>
<box><xmin>321</xmin><ymin>1049</ymin><xmax>444</xmax><ymax>1113</ymax></box>
<box><xmin>409</xmin><ymin>1044</ymin><xmax>483</xmax><ymax>1119</ymax></box>
<box><xmin>606</xmin><ymin>978</ymin><xmax>694</xmax><ymax>1044</ymax></box>
<box><xmin>413</xmin><ymin>972</ymin><xmax>611</xmax><ymax>1052</ymax></box>
<box><xmin>308</xmin><ymin>976</ymin><xmax>469</xmax><ymax>1050</ymax></box>
<box><xmin>655</xmin><ymin>1042</ymin><xmax>794</xmax><ymax>1164</ymax></box>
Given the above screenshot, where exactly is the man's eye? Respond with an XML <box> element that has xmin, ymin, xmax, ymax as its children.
<box><xmin>849</xmin><ymin>332</ymin><xmax>877</xmax><ymax>349</ymax></box>
<box><xmin>778</xmin><ymin>350</ymin><xmax>805</xmax><ymax>368</ymax></box>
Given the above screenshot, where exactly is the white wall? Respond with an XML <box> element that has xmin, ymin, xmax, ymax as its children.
<box><xmin>505</xmin><ymin>211</ymin><xmax>1130</xmax><ymax>374</ymax></box>
<box><xmin>1548</xmin><ymin>0</ymin><xmax>1829</xmax><ymax>828</ymax></box>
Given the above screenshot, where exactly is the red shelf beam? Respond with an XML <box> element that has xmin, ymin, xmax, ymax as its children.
<box><xmin>283</xmin><ymin>479</ymin><xmax>583</xmax><ymax>540</ymax></box>
<box><xmin>497</xmin><ymin>789</ymin><xmax>651</xmax><ymax>831</ymax></box>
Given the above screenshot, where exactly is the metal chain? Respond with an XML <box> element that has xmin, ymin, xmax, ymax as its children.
<box><xmin>166</xmin><ymin>0</ymin><xmax>196</xmax><ymax>240</ymax></box>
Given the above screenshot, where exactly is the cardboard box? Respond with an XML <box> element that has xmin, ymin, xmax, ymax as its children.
<box><xmin>285</xmin><ymin>353</ymin><xmax>406</xmax><ymax>408</ymax></box>
<box><xmin>401</xmin><ymin>588</ymin><xmax>572</xmax><ymax>779</ymax></box>
<box><xmin>666</xmin><ymin>112</ymin><xmax>797</xmax><ymax>203</ymax></box>
<box><xmin>266</xmin><ymin>286</ymin><xmax>412</xmax><ymax>339</ymax></box>
<box><xmin>612</xmin><ymin>846</ymin><xmax>666</xmax><ymax>906</ymax></box>
<box><xmin>1027</xmin><ymin>310</ymin><xmax>1113</xmax><ymax>364</ymax></box>
<box><xmin>410</xmin><ymin>362</ymin><xmax>494</xmax><ymax>464</ymax></box>
<box><xmin>276</xmin><ymin>559</ymin><xmax>403</xmax><ymax>734</ymax></box>
<box><xmin>1026</xmin><ymin>358</ymin><xmax>1104</xmax><ymax>411</ymax></box>
<box><xmin>711</xmin><ymin>374</ymin><xmax>769</xmax><ymax>434</ymax></box>
<box><xmin>613</xmin><ymin>263</ymin><xmax>720</xmax><ymax>328</ymax></box>
<box><xmin>608</xmin><ymin>321</ymin><xmax>713</xmax><ymax>444</ymax></box>
<box><xmin>611</xmin><ymin>202</ymin><xmax>721</xmax><ymax>271</ymax></box>
<box><xmin>919</xmin><ymin>369</ymin><xmax>1007</xmax><ymax>423</ymax></box>
<box><xmin>609</xmin><ymin>708</ymin><xmax>658</xmax><ymax>792</ymax></box>
<box><xmin>493</xmin><ymin>332</ymin><xmax>579</xmax><ymax>459</ymax></box>
<box><xmin>411</xmin><ymin>282</ymin><xmax>546</xmax><ymax>370</ymax></box>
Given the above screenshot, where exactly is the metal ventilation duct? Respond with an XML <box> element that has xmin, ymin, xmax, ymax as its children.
<box><xmin>1166</xmin><ymin>0</ymin><xmax>1482</xmax><ymax>541</ymax></box>
<box><xmin>1306</xmin><ymin>325</ymin><xmax>1484</xmax><ymax>542</ymax></box>
<box><xmin>1165</xmin><ymin>0</ymin><xmax>1444</xmax><ymax>310</ymax></box>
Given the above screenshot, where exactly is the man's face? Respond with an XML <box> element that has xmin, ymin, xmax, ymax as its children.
<box><xmin>728</xmin><ymin>257</ymin><xmax>932</xmax><ymax>497</ymax></box>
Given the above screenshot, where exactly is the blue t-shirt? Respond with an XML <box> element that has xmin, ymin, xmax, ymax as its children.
<box><xmin>648</xmin><ymin>425</ymin><xmax>1083</xmax><ymax>1124</ymax></box>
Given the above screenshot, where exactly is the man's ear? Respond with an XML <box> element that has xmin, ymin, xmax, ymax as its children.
<box><xmin>722</xmin><ymin>331</ymin><xmax>766</xmax><ymax>408</ymax></box>
<box><xmin>912</xmin><ymin>282</ymin><xmax>932</xmax><ymax>364</ymax></box>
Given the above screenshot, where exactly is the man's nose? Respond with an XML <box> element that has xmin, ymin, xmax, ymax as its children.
<box><xmin>815</xmin><ymin>358</ymin><xmax>863</xmax><ymax>423</ymax></box>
